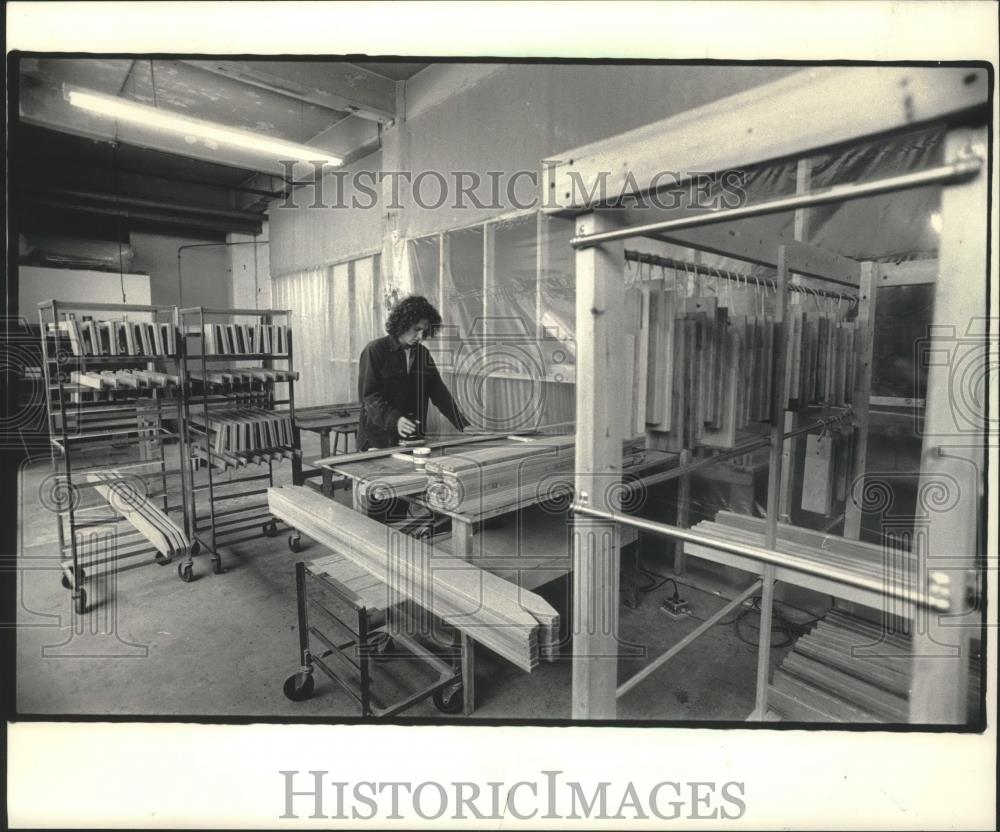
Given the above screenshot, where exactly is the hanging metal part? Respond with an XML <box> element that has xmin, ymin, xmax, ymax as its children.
<box><xmin>569</xmin><ymin>500</ymin><xmax>951</xmax><ymax>612</ymax></box>
<box><xmin>571</xmin><ymin>156</ymin><xmax>983</xmax><ymax>249</ymax></box>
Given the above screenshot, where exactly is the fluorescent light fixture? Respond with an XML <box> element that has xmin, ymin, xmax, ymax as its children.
<box><xmin>66</xmin><ymin>87</ymin><xmax>343</xmax><ymax>166</ymax></box>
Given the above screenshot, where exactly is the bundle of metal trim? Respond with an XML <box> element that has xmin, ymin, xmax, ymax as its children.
<box><xmin>268</xmin><ymin>485</ymin><xmax>559</xmax><ymax>670</ymax></box>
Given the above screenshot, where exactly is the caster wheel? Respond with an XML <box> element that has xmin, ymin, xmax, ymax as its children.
<box><xmin>211</xmin><ymin>557</ymin><xmax>225</xmax><ymax>575</ymax></box>
<box><xmin>369</xmin><ymin>631</ymin><xmax>393</xmax><ymax>658</ymax></box>
<box><xmin>190</xmin><ymin>541</ymin><xmax>201</xmax><ymax>557</ymax></box>
<box><xmin>262</xmin><ymin>521</ymin><xmax>278</xmax><ymax>538</ymax></box>
<box><xmin>283</xmin><ymin>672</ymin><xmax>315</xmax><ymax>702</ymax></box>
<box><xmin>155</xmin><ymin>552</ymin><xmax>171</xmax><ymax>566</ymax></box>
<box><xmin>288</xmin><ymin>534</ymin><xmax>302</xmax><ymax>553</ymax></box>
<box><xmin>62</xmin><ymin>566</ymin><xmax>86</xmax><ymax>589</ymax></box>
<box><xmin>178</xmin><ymin>562</ymin><xmax>194</xmax><ymax>583</ymax></box>
<box><xmin>433</xmin><ymin>684</ymin><xmax>464</xmax><ymax>714</ymax></box>
<box><xmin>74</xmin><ymin>588</ymin><xmax>87</xmax><ymax>616</ymax></box>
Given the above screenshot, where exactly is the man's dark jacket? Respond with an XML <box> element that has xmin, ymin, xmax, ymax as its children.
<box><xmin>357</xmin><ymin>335</ymin><xmax>468</xmax><ymax>450</ymax></box>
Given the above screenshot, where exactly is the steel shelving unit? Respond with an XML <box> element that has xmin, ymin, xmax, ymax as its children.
<box><xmin>178</xmin><ymin>306</ymin><xmax>301</xmax><ymax>580</ymax></box>
<box><xmin>37</xmin><ymin>299</ymin><xmax>189</xmax><ymax>614</ymax></box>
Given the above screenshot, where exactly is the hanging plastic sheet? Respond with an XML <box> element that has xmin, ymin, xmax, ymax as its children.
<box><xmin>271</xmin><ymin>266</ymin><xmax>332</xmax><ymax>408</ymax></box>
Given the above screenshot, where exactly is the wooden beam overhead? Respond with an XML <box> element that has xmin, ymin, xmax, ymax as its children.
<box><xmin>181</xmin><ymin>60</ymin><xmax>397</xmax><ymax>124</ymax></box>
<box><xmin>543</xmin><ymin>66</ymin><xmax>989</xmax><ymax>214</ymax></box>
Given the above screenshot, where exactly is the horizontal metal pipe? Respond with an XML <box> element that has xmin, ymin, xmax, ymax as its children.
<box><xmin>24</xmin><ymin>197</ymin><xmax>261</xmax><ymax>233</ymax></box>
<box><xmin>617</xmin><ymin>580</ymin><xmax>762</xmax><ymax>699</ymax></box>
<box><xmin>570</xmin><ymin>502</ymin><xmax>950</xmax><ymax>611</ymax></box>
<box><xmin>23</xmin><ymin>186</ymin><xmax>263</xmax><ymax>221</ymax></box>
<box><xmin>572</xmin><ymin>158</ymin><xmax>983</xmax><ymax>250</ymax></box>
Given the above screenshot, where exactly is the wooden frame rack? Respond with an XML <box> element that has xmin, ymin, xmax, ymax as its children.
<box><xmin>545</xmin><ymin>65</ymin><xmax>989</xmax><ymax>722</ymax></box>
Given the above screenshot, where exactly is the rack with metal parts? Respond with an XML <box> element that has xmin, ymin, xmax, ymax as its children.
<box><xmin>37</xmin><ymin>299</ymin><xmax>191</xmax><ymax>614</ymax></box>
<box><xmin>178</xmin><ymin>306</ymin><xmax>301</xmax><ymax>580</ymax></box>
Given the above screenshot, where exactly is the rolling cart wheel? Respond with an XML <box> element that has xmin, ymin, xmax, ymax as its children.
<box><xmin>433</xmin><ymin>683</ymin><xmax>464</xmax><ymax>715</ymax></box>
<box><xmin>283</xmin><ymin>671</ymin><xmax>315</xmax><ymax>702</ymax></box>
<box><xmin>178</xmin><ymin>562</ymin><xmax>195</xmax><ymax>583</ymax></box>
<box><xmin>74</xmin><ymin>588</ymin><xmax>87</xmax><ymax>616</ymax></box>
<box><xmin>154</xmin><ymin>552</ymin><xmax>171</xmax><ymax>566</ymax></box>
<box><xmin>370</xmin><ymin>631</ymin><xmax>393</xmax><ymax>658</ymax></box>
<box><xmin>211</xmin><ymin>556</ymin><xmax>225</xmax><ymax>575</ymax></box>
<box><xmin>288</xmin><ymin>533</ymin><xmax>302</xmax><ymax>553</ymax></box>
<box><xmin>262</xmin><ymin>520</ymin><xmax>279</xmax><ymax>538</ymax></box>
<box><xmin>61</xmin><ymin>566</ymin><xmax>85</xmax><ymax>590</ymax></box>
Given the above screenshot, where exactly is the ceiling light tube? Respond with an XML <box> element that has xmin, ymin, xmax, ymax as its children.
<box><xmin>65</xmin><ymin>86</ymin><xmax>343</xmax><ymax>166</ymax></box>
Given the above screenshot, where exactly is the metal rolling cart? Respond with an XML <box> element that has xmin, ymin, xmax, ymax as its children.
<box><xmin>283</xmin><ymin>559</ymin><xmax>465</xmax><ymax>717</ymax></box>
<box><xmin>37</xmin><ymin>299</ymin><xmax>189</xmax><ymax>614</ymax></box>
<box><xmin>179</xmin><ymin>306</ymin><xmax>301</xmax><ymax>580</ymax></box>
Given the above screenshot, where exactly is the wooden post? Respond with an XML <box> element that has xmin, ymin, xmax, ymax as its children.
<box><xmin>778</xmin><ymin>159</ymin><xmax>812</xmax><ymax>522</ymax></box>
<box><xmin>482</xmin><ymin>222</ymin><xmax>496</xmax><ymax>423</ymax></box>
<box><xmin>909</xmin><ymin>126</ymin><xmax>987</xmax><ymax>724</ymax></box>
<box><xmin>843</xmin><ymin>262</ymin><xmax>878</xmax><ymax>540</ymax></box>
<box><xmin>752</xmin><ymin>245</ymin><xmax>790</xmax><ymax>719</ymax></box>
<box><xmin>535</xmin><ymin>211</ymin><xmax>548</xmax><ymax>342</ymax></box>
<box><xmin>673</xmin><ymin>448</ymin><xmax>691</xmax><ymax>575</ymax></box>
<box><xmin>572</xmin><ymin>211</ymin><xmax>626</xmax><ymax>720</ymax></box>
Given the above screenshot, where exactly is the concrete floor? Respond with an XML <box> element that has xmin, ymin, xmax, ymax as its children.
<box><xmin>15</xmin><ymin>440</ymin><xmax>807</xmax><ymax>721</ymax></box>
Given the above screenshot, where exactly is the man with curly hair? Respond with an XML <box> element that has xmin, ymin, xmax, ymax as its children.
<box><xmin>357</xmin><ymin>294</ymin><xmax>470</xmax><ymax>450</ymax></box>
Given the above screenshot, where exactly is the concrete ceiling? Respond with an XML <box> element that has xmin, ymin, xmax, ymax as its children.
<box><xmin>14</xmin><ymin>58</ymin><xmax>427</xmax><ymax>237</ymax></box>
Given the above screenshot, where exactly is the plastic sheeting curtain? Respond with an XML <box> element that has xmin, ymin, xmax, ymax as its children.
<box><xmin>271</xmin><ymin>266</ymin><xmax>333</xmax><ymax>409</ymax></box>
<box><xmin>272</xmin><ymin>255</ymin><xmax>380</xmax><ymax>409</ymax></box>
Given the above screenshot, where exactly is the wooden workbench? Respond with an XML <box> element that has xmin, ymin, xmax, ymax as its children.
<box><xmin>313</xmin><ymin>436</ymin><xmax>675</xmax><ymax>714</ymax></box>
<box><xmin>296</xmin><ymin>402</ymin><xmax>361</xmax><ymax>494</ymax></box>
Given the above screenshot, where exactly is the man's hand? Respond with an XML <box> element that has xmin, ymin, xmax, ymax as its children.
<box><xmin>396</xmin><ymin>416</ymin><xmax>418</xmax><ymax>438</ymax></box>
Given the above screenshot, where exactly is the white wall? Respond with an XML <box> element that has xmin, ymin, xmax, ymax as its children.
<box><xmin>19</xmin><ymin>266</ymin><xmax>151</xmax><ymax>315</ymax></box>
<box><xmin>130</xmin><ymin>231</ymin><xmax>230</xmax><ymax>308</ymax></box>
<box><xmin>227</xmin><ymin>225</ymin><xmax>272</xmax><ymax>310</ymax></box>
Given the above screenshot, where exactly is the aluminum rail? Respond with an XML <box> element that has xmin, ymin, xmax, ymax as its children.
<box><xmin>571</xmin><ymin>157</ymin><xmax>983</xmax><ymax>250</ymax></box>
<box><xmin>617</xmin><ymin>580</ymin><xmax>763</xmax><ymax>699</ymax></box>
<box><xmin>570</xmin><ymin>501</ymin><xmax>951</xmax><ymax>612</ymax></box>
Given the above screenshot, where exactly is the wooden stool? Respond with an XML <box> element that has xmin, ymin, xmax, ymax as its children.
<box><xmin>331</xmin><ymin>426</ymin><xmax>358</xmax><ymax>455</ymax></box>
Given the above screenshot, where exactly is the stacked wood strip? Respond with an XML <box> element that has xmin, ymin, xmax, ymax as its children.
<box><xmin>424</xmin><ymin>436</ymin><xmax>576</xmax><ymax>515</ymax></box>
<box><xmin>769</xmin><ymin>609</ymin><xmax>982</xmax><ymax>723</ymax></box>
<box><xmin>52</xmin><ymin>319</ymin><xmax>176</xmax><ymax>357</ymax></box>
<box><xmin>641</xmin><ymin>281</ymin><xmax>860</xmax><ymax>450</ymax></box>
<box><xmin>84</xmin><ymin>470</ymin><xmax>189</xmax><ymax>561</ymax></box>
<box><xmin>188</xmin><ymin>368</ymin><xmax>299</xmax><ymax>387</ymax></box>
<box><xmin>187</xmin><ymin>407</ymin><xmax>294</xmax><ymax>454</ymax></box>
<box><xmin>71</xmin><ymin>369</ymin><xmax>180</xmax><ymax>390</ymax></box>
<box><xmin>269</xmin><ymin>485</ymin><xmax>559</xmax><ymax>671</ymax></box>
<box><xmin>203</xmin><ymin>323</ymin><xmax>287</xmax><ymax>355</ymax></box>
<box><xmin>688</xmin><ymin>510</ymin><xmax>919</xmax><ymax>588</ymax></box>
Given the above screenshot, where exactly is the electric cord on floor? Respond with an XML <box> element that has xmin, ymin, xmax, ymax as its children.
<box><xmin>680</xmin><ymin>592</ymin><xmax>832</xmax><ymax>648</ymax></box>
